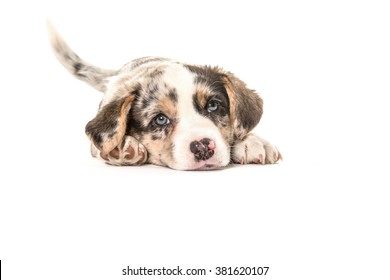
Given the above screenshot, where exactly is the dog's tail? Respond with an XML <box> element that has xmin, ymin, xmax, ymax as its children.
<box><xmin>47</xmin><ymin>21</ymin><xmax>116</xmax><ymax>93</ymax></box>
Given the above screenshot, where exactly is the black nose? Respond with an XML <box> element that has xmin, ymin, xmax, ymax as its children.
<box><xmin>190</xmin><ymin>138</ymin><xmax>215</xmax><ymax>161</ymax></box>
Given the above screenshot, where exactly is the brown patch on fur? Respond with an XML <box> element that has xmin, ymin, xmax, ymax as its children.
<box><xmin>222</xmin><ymin>76</ymin><xmax>238</xmax><ymax>128</ymax></box>
<box><xmin>103</xmin><ymin>95</ymin><xmax>134</xmax><ymax>154</ymax></box>
<box><xmin>195</xmin><ymin>85</ymin><xmax>210</xmax><ymax>108</ymax></box>
<box><xmin>159</xmin><ymin>95</ymin><xmax>177</xmax><ymax>119</ymax></box>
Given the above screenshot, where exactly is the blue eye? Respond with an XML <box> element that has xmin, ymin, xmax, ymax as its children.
<box><xmin>155</xmin><ymin>113</ymin><xmax>170</xmax><ymax>126</ymax></box>
<box><xmin>207</xmin><ymin>100</ymin><xmax>219</xmax><ymax>112</ymax></box>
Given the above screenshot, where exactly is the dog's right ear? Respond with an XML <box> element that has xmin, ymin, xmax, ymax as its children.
<box><xmin>47</xmin><ymin>21</ymin><xmax>116</xmax><ymax>93</ymax></box>
<box><xmin>222</xmin><ymin>72</ymin><xmax>263</xmax><ymax>140</ymax></box>
<box><xmin>85</xmin><ymin>93</ymin><xmax>135</xmax><ymax>157</ymax></box>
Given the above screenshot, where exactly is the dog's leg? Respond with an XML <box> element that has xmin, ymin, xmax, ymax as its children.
<box><xmin>92</xmin><ymin>136</ymin><xmax>147</xmax><ymax>166</ymax></box>
<box><xmin>232</xmin><ymin>134</ymin><xmax>282</xmax><ymax>164</ymax></box>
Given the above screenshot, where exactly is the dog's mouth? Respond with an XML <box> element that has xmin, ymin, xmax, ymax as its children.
<box><xmin>192</xmin><ymin>163</ymin><xmax>219</xmax><ymax>171</ymax></box>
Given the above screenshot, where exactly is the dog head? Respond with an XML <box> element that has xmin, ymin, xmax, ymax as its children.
<box><xmin>49</xmin><ymin>26</ymin><xmax>263</xmax><ymax>170</ymax></box>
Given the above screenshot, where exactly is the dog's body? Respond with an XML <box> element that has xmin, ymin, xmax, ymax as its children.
<box><xmin>49</xmin><ymin>24</ymin><xmax>281</xmax><ymax>170</ymax></box>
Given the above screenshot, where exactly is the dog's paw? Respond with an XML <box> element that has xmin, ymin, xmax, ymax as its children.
<box><xmin>232</xmin><ymin>134</ymin><xmax>282</xmax><ymax>165</ymax></box>
<box><xmin>99</xmin><ymin>136</ymin><xmax>148</xmax><ymax>166</ymax></box>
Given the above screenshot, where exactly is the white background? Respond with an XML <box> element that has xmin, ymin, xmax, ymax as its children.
<box><xmin>1</xmin><ymin>0</ymin><xmax>389</xmax><ymax>279</ymax></box>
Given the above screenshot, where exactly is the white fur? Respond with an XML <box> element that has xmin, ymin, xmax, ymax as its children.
<box><xmin>232</xmin><ymin>134</ymin><xmax>281</xmax><ymax>164</ymax></box>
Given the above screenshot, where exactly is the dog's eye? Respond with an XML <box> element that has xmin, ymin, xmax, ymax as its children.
<box><xmin>154</xmin><ymin>113</ymin><xmax>170</xmax><ymax>126</ymax></box>
<box><xmin>207</xmin><ymin>100</ymin><xmax>219</xmax><ymax>112</ymax></box>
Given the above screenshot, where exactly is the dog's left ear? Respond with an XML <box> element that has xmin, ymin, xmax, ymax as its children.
<box><xmin>85</xmin><ymin>94</ymin><xmax>135</xmax><ymax>157</ymax></box>
<box><xmin>223</xmin><ymin>72</ymin><xmax>263</xmax><ymax>139</ymax></box>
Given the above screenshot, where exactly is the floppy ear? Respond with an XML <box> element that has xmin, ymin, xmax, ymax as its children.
<box><xmin>223</xmin><ymin>72</ymin><xmax>263</xmax><ymax>140</ymax></box>
<box><xmin>85</xmin><ymin>94</ymin><xmax>135</xmax><ymax>157</ymax></box>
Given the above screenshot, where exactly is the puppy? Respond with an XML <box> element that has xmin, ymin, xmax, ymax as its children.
<box><xmin>48</xmin><ymin>24</ymin><xmax>281</xmax><ymax>170</ymax></box>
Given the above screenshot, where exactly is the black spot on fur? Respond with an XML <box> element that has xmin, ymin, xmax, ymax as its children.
<box><xmin>138</xmin><ymin>81</ymin><xmax>161</xmax><ymax>110</ymax></box>
<box><xmin>90</xmin><ymin>133</ymin><xmax>103</xmax><ymax>147</ymax></box>
<box><xmin>141</xmin><ymin>97</ymin><xmax>152</xmax><ymax>110</ymax></box>
<box><xmin>148</xmin><ymin>82</ymin><xmax>159</xmax><ymax>96</ymax></box>
<box><xmin>168</xmin><ymin>88</ymin><xmax>178</xmax><ymax>103</ymax></box>
<box><xmin>151</xmin><ymin>134</ymin><xmax>162</xmax><ymax>141</ymax></box>
<box><xmin>150</xmin><ymin>69</ymin><xmax>164</xmax><ymax>78</ymax></box>
<box><xmin>74</xmin><ymin>62</ymin><xmax>87</xmax><ymax>78</ymax></box>
<box><xmin>126</xmin><ymin>117</ymin><xmax>144</xmax><ymax>134</ymax></box>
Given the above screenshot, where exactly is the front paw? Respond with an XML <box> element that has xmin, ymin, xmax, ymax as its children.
<box><xmin>98</xmin><ymin>136</ymin><xmax>147</xmax><ymax>166</ymax></box>
<box><xmin>232</xmin><ymin>134</ymin><xmax>282</xmax><ymax>165</ymax></box>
